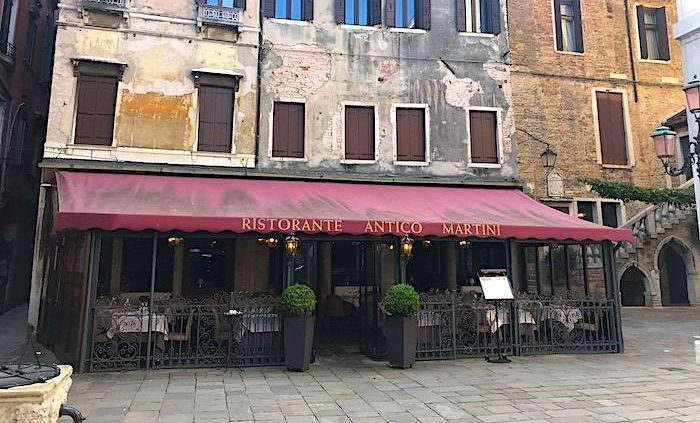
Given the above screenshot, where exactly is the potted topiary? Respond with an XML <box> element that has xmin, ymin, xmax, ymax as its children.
<box><xmin>383</xmin><ymin>283</ymin><xmax>420</xmax><ymax>369</ymax></box>
<box><xmin>281</xmin><ymin>284</ymin><xmax>316</xmax><ymax>371</ymax></box>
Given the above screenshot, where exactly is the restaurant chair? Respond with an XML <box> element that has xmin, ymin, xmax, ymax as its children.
<box><xmin>168</xmin><ymin>309</ymin><xmax>194</xmax><ymax>342</ymax></box>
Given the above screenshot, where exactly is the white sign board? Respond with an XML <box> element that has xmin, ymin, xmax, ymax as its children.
<box><xmin>480</xmin><ymin>276</ymin><xmax>514</xmax><ymax>300</ymax></box>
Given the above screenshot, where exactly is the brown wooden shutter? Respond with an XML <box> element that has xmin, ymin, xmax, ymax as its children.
<box><xmin>233</xmin><ymin>0</ymin><xmax>246</xmax><ymax>8</ymax></box>
<box><xmin>418</xmin><ymin>0</ymin><xmax>430</xmax><ymax>29</ymax></box>
<box><xmin>386</xmin><ymin>0</ymin><xmax>395</xmax><ymax>27</ymax></box>
<box><xmin>489</xmin><ymin>0</ymin><xmax>500</xmax><ymax>35</ymax></box>
<box><xmin>335</xmin><ymin>0</ymin><xmax>345</xmax><ymax>23</ymax></box>
<box><xmin>75</xmin><ymin>75</ymin><xmax>117</xmax><ymax>146</ymax></box>
<box><xmin>554</xmin><ymin>0</ymin><xmax>563</xmax><ymax>51</ymax></box>
<box><xmin>263</xmin><ymin>0</ymin><xmax>275</xmax><ymax>17</ymax></box>
<box><xmin>396</xmin><ymin>108</ymin><xmax>425</xmax><ymax>162</ymax></box>
<box><xmin>596</xmin><ymin>92</ymin><xmax>628</xmax><ymax>166</ymax></box>
<box><xmin>345</xmin><ymin>106</ymin><xmax>375</xmax><ymax>160</ymax></box>
<box><xmin>456</xmin><ymin>0</ymin><xmax>467</xmax><ymax>32</ymax></box>
<box><xmin>469</xmin><ymin>111</ymin><xmax>498</xmax><ymax>164</ymax></box>
<box><xmin>636</xmin><ymin>6</ymin><xmax>648</xmax><ymax>59</ymax></box>
<box><xmin>370</xmin><ymin>0</ymin><xmax>381</xmax><ymax>25</ymax></box>
<box><xmin>197</xmin><ymin>85</ymin><xmax>234</xmax><ymax>153</ymax></box>
<box><xmin>572</xmin><ymin>0</ymin><xmax>583</xmax><ymax>52</ymax></box>
<box><xmin>273</xmin><ymin>102</ymin><xmax>304</xmax><ymax>158</ymax></box>
<box><xmin>303</xmin><ymin>0</ymin><xmax>313</xmax><ymax>21</ymax></box>
<box><xmin>656</xmin><ymin>7</ymin><xmax>670</xmax><ymax>60</ymax></box>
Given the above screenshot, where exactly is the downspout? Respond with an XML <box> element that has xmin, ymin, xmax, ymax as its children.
<box><xmin>623</xmin><ymin>0</ymin><xmax>639</xmax><ymax>102</ymax></box>
<box><xmin>253</xmin><ymin>0</ymin><xmax>265</xmax><ymax>170</ymax></box>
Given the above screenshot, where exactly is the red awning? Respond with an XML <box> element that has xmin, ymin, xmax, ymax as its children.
<box><xmin>54</xmin><ymin>171</ymin><xmax>632</xmax><ymax>242</ymax></box>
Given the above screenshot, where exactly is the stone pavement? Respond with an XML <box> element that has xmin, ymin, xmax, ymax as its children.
<box><xmin>0</xmin><ymin>304</ymin><xmax>58</xmax><ymax>364</ymax></box>
<box><xmin>63</xmin><ymin>308</ymin><xmax>700</xmax><ymax>423</ymax></box>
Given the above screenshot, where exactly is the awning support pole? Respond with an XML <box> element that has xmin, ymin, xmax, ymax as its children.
<box><xmin>145</xmin><ymin>232</ymin><xmax>157</xmax><ymax>371</ymax></box>
<box><xmin>603</xmin><ymin>241</ymin><xmax>624</xmax><ymax>353</ymax></box>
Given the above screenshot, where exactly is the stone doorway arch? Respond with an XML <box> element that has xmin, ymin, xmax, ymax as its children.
<box><xmin>655</xmin><ymin>237</ymin><xmax>695</xmax><ymax>306</ymax></box>
<box><xmin>619</xmin><ymin>264</ymin><xmax>650</xmax><ymax>306</ymax></box>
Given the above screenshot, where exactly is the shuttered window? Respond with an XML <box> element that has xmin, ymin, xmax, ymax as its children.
<box><xmin>204</xmin><ymin>0</ymin><xmax>246</xmax><ymax>8</ymax></box>
<box><xmin>272</xmin><ymin>102</ymin><xmax>304</xmax><ymax>158</ymax></box>
<box><xmin>74</xmin><ymin>74</ymin><xmax>118</xmax><ymax>146</ymax></box>
<box><xmin>396</xmin><ymin>107</ymin><xmax>426</xmax><ymax>162</ymax></box>
<box><xmin>554</xmin><ymin>0</ymin><xmax>583</xmax><ymax>53</ymax></box>
<box><xmin>345</xmin><ymin>106</ymin><xmax>375</xmax><ymax>160</ymax></box>
<box><xmin>387</xmin><ymin>0</ymin><xmax>430</xmax><ymax>29</ymax></box>
<box><xmin>596</xmin><ymin>92</ymin><xmax>628</xmax><ymax>166</ymax></box>
<box><xmin>456</xmin><ymin>0</ymin><xmax>500</xmax><ymax>34</ymax></box>
<box><xmin>197</xmin><ymin>85</ymin><xmax>234</xmax><ymax>153</ymax></box>
<box><xmin>469</xmin><ymin>110</ymin><xmax>498</xmax><ymax>164</ymax></box>
<box><xmin>263</xmin><ymin>0</ymin><xmax>313</xmax><ymax>21</ymax></box>
<box><xmin>601</xmin><ymin>203</ymin><xmax>619</xmax><ymax>228</ymax></box>
<box><xmin>636</xmin><ymin>6</ymin><xmax>670</xmax><ymax>61</ymax></box>
<box><xmin>335</xmin><ymin>0</ymin><xmax>381</xmax><ymax>26</ymax></box>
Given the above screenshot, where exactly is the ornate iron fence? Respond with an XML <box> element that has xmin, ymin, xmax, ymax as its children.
<box><xmin>85</xmin><ymin>293</ymin><xmax>284</xmax><ymax>372</ymax></box>
<box><xmin>516</xmin><ymin>294</ymin><xmax>620</xmax><ymax>355</ymax></box>
<box><xmin>415</xmin><ymin>291</ymin><xmax>620</xmax><ymax>360</ymax></box>
<box><xmin>416</xmin><ymin>291</ymin><xmax>514</xmax><ymax>360</ymax></box>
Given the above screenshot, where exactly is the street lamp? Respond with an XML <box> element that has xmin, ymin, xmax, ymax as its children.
<box><xmin>653</xmin><ymin>76</ymin><xmax>700</xmax><ymax>177</ymax></box>
<box><xmin>399</xmin><ymin>235</ymin><xmax>414</xmax><ymax>283</ymax></box>
<box><xmin>540</xmin><ymin>146</ymin><xmax>558</xmax><ymax>170</ymax></box>
<box><xmin>284</xmin><ymin>233</ymin><xmax>299</xmax><ymax>287</ymax></box>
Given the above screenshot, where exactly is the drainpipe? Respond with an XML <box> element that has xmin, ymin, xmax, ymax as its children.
<box><xmin>623</xmin><ymin>0</ymin><xmax>639</xmax><ymax>103</ymax></box>
<box><xmin>253</xmin><ymin>0</ymin><xmax>265</xmax><ymax>170</ymax></box>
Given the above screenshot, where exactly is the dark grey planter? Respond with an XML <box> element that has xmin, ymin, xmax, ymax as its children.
<box><xmin>283</xmin><ymin>315</ymin><xmax>315</xmax><ymax>371</ymax></box>
<box><xmin>385</xmin><ymin>314</ymin><xmax>417</xmax><ymax>369</ymax></box>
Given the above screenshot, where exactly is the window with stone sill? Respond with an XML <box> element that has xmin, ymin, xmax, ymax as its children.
<box><xmin>457</xmin><ymin>0</ymin><xmax>501</xmax><ymax>35</ymax></box>
<box><xmin>335</xmin><ymin>0</ymin><xmax>381</xmax><ymax>26</ymax></box>
<box><xmin>264</xmin><ymin>0</ymin><xmax>313</xmax><ymax>21</ymax></box>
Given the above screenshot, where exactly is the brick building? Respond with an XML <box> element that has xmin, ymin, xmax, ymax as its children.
<box><xmin>509</xmin><ymin>0</ymin><xmax>699</xmax><ymax>307</ymax></box>
<box><xmin>0</xmin><ymin>0</ymin><xmax>57</xmax><ymax>313</ymax></box>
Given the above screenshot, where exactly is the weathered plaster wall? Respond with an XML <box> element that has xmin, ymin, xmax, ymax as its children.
<box><xmin>258</xmin><ymin>0</ymin><xmax>515</xmax><ymax>182</ymax></box>
<box><xmin>44</xmin><ymin>0</ymin><xmax>260</xmax><ymax>168</ymax></box>
<box><xmin>510</xmin><ymin>0</ymin><xmax>685</xmax><ymax>217</ymax></box>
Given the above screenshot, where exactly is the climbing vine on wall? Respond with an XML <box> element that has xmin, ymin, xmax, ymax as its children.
<box><xmin>585</xmin><ymin>179</ymin><xmax>696</xmax><ymax>206</ymax></box>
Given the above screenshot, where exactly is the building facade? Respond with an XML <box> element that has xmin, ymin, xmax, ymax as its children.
<box><xmin>30</xmin><ymin>0</ymin><xmax>629</xmax><ymax>370</ymax></box>
<box><xmin>0</xmin><ymin>0</ymin><xmax>57</xmax><ymax>314</ymax></box>
<box><xmin>509</xmin><ymin>0</ymin><xmax>699</xmax><ymax>307</ymax></box>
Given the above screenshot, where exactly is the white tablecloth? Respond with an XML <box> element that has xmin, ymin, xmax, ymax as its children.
<box><xmin>106</xmin><ymin>311</ymin><xmax>169</xmax><ymax>340</ymax></box>
<box><xmin>541</xmin><ymin>306</ymin><xmax>583</xmax><ymax>331</ymax></box>
<box><xmin>334</xmin><ymin>286</ymin><xmax>360</xmax><ymax>308</ymax></box>
<box><xmin>484</xmin><ymin>309</ymin><xmax>535</xmax><ymax>333</ymax></box>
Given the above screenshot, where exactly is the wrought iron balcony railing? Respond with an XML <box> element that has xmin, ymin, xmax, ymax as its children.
<box><xmin>80</xmin><ymin>0</ymin><xmax>128</xmax><ymax>12</ymax></box>
<box><xmin>1</xmin><ymin>42</ymin><xmax>15</xmax><ymax>61</ymax></box>
<box><xmin>197</xmin><ymin>5</ymin><xmax>242</xmax><ymax>27</ymax></box>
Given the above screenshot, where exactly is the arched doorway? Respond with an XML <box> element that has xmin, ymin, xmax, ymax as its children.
<box><xmin>620</xmin><ymin>266</ymin><xmax>647</xmax><ymax>306</ymax></box>
<box><xmin>658</xmin><ymin>241</ymin><xmax>690</xmax><ymax>306</ymax></box>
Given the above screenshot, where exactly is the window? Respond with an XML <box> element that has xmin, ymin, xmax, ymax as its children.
<box><xmin>272</xmin><ymin>102</ymin><xmax>304</xmax><ymax>158</ymax></box>
<box><xmin>395</xmin><ymin>107</ymin><xmax>426</xmax><ymax>162</ymax></box>
<box><xmin>576</xmin><ymin>201</ymin><xmax>595</xmax><ymax>222</ymax></box>
<box><xmin>595</xmin><ymin>91</ymin><xmax>628</xmax><ymax>166</ymax></box>
<box><xmin>74</xmin><ymin>74</ymin><xmax>118</xmax><ymax>146</ymax></box>
<box><xmin>24</xmin><ymin>15</ymin><xmax>35</xmax><ymax>68</ymax></box>
<box><xmin>336</xmin><ymin>0</ymin><xmax>380</xmax><ymax>26</ymax></box>
<box><xmin>344</xmin><ymin>105</ymin><xmax>375</xmax><ymax>160</ymax></box>
<box><xmin>554</xmin><ymin>0</ymin><xmax>583</xmax><ymax>52</ymax></box>
<box><xmin>197</xmin><ymin>85</ymin><xmax>234</xmax><ymax>153</ymax></box>
<box><xmin>205</xmin><ymin>0</ymin><xmax>246</xmax><ymax>8</ymax></box>
<box><xmin>601</xmin><ymin>202</ymin><xmax>619</xmax><ymax>228</ymax></box>
<box><xmin>519</xmin><ymin>243</ymin><xmax>590</xmax><ymax>297</ymax></box>
<box><xmin>469</xmin><ymin>110</ymin><xmax>498</xmax><ymax>164</ymax></box>
<box><xmin>456</xmin><ymin>0</ymin><xmax>500</xmax><ymax>34</ymax></box>
<box><xmin>9</xmin><ymin>115</ymin><xmax>27</xmax><ymax>164</ymax></box>
<box><xmin>636</xmin><ymin>6</ymin><xmax>669</xmax><ymax>61</ymax></box>
<box><xmin>387</xmin><ymin>0</ymin><xmax>430</xmax><ymax>29</ymax></box>
<box><xmin>0</xmin><ymin>0</ymin><xmax>18</xmax><ymax>58</ymax></box>
<box><xmin>263</xmin><ymin>0</ymin><xmax>313</xmax><ymax>21</ymax></box>
<box><xmin>120</xmin><ymin>237</ymin><xmax>174</xmax><ymax>293</ymax></box>
<box><xmin>185</xmin><ymin>238</ymin><xmax>233</xmax><ymax>292</ymax></box>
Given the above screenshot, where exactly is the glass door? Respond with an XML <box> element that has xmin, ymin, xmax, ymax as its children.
<box><xmin>360</xmin><ymin>242</ymin><xmax>383</xmax><ymax>358</ymax></box>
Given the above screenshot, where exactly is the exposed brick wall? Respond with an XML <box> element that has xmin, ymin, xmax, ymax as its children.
<box><xmin>510</xmin><ymin>0</ymin><xmax>686</xmax><ymax>218</ymax></box>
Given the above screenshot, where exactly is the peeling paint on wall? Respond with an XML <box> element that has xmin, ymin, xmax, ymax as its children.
<box><xmin>440</xmin><ymin>62</ymin><xmax>482</xmax><ymax>109</ymax></box>
<box><xmin>266</xmin><ymin>44</ymin><xmax>331</xmax><ymax>98</ymax></box>
<box><xmin>483</xmin><ymin>62</ymin><xmax>513</xmax><ymax>152</ymax></box>
<box><xmin>377</xmin><ymin>59</ymin><xmax>398</xmax><ymax>82</ymax></box>
<box><xmin>115</xmin><ymin>91</ymin><xmax>194</xmax><ymax>150</ymax></box>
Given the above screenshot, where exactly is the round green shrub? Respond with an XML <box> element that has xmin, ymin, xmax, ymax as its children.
<box><xmin>280</xmin><ymin>284</ymin><xmax>316</xmax><ymax>316</ymax></box>
<box><xmin>383</xmin><ymin>283</ymin><xmax>420</xmax><ymax>317</ymax></box>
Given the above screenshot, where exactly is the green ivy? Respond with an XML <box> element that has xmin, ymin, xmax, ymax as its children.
<box><xmin>585</xmin><ymin>179</ymin><xmax>695</xmax><ymax>206</ymax></box>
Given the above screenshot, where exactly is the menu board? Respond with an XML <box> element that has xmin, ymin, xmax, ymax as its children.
<box><xmin>480</xmin><ymin>275</ymin><xmax>514</xmax><ymax>300</ymax></box>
